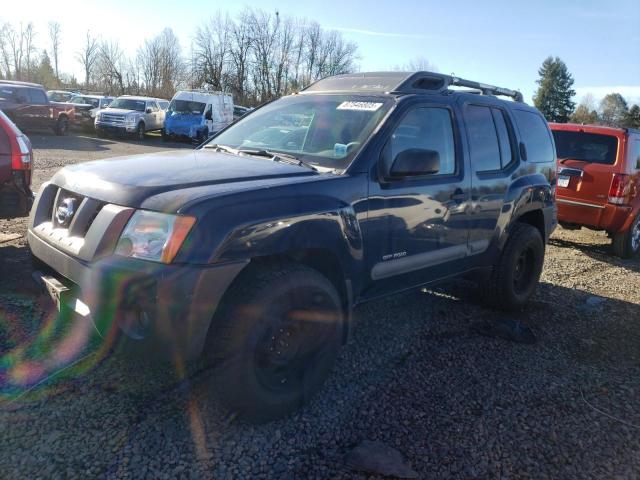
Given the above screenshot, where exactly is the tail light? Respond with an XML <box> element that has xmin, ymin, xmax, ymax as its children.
<box><xmin>10</xmin><ymin>135</ymin><xmax>31</xmax><ymax>171</ymax></box>
<box><xmin>608</xmin><ymin>173</ymin><xmax>631</xmax><ymax>205</ymax></box>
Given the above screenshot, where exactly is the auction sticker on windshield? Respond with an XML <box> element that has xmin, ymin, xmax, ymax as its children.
<box><xmin>337</xmin><ymin>101</ymin><xmax>383</xmax><ymax>111</ymax></box>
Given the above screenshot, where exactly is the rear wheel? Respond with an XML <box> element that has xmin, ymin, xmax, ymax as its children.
<box><xmin>484</xmin><ymin>223</ymin><xmax>545</xmax><ymax>311</ymax></box>
<box><xmin>612</xmin><ymin>214</ymin><xmax>640</xmax><ymax>259</ymax></box>
<box><xmin>54</xmin><ymin>116</ymin><xmax>68</xmax><ymax>136</ymax></box>
<box><xmin>205</xmin><ymin>263</ymin><xmax>343</xmax><ymax>423</ymax></box>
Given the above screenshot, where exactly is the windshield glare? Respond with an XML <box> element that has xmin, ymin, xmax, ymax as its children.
<box><xmin>208</xmin><ymin>94</ymin><xmax>393</xmax><ymax>169</ymax></box>
<box><xmin>169</xmin><ymin>99</ymin><xmax>206</xmax><ymax>114</ymax></box>
<box><xmin>108</xmin><ymin>98</ymin><xmax>146</xmax><ymax>112</ymax></box>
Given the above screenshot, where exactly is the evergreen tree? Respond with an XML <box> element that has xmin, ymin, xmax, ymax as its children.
<box><xmin>621</xmin><ymin>104</ymin><xmax>640</xmax><ymax>129</ymax></box>
<box><xmin>570</xmin><ymin>104</ymin><xmax>598</xmax><ymax>124</ymax></box>
<box><xmin>533</xmin><ymin>56</ymin><xmax>576</xmax><ymax>123</ymax></box>
<box><xmin>33</xmin><ymin>50</ymin><xmax>58</xmax><ymax>88</ymax></box>
<box><xmin>599</xmin><ymin>93</ymin><xmax>628</xmax><ymax>127</ymax></box>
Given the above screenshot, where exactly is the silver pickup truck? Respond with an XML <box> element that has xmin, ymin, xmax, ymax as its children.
<box><xmin>95</xmin><ymin>96</ymin><xmax>168</xmax><ymax>140</ymax></box>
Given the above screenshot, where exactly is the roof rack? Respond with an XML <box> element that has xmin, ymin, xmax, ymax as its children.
<box><xmin>302</xmin><ymin>71</ymin><xmax>524</xmax><ymax>102</ymax></box>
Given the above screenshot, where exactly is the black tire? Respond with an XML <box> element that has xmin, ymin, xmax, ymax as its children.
<box><xmin>161</xmin><ymin>129</ymin><xmax>169</xmax><ymax>142</ymax></box>
<box><xmin>136</xmin><ymin>122</ymin><xmax>145</xmax><ymax>141</ymax></box>
<box><xmin>612</xmin><ymin>214</ymin><xmax>640</xmax><ymax>259</ymax></box>
<box><xmin>484</xmin><ymin>223</ymin><xmax>545</xmax><ymax>311</ymax></box>
<box><xmin>205</xmin><ymin>263</ymin><xmax>343</xmax><ymax>423</ymax></box>
<box><xmin>96</xmin><ymin>129</ymin><xmax>105</xmax><ymax>138</ymax></box>
<box><xmin>54</xmin><ymin>116</ymin><xmax>68</xmax><ymax>136</ymax></box>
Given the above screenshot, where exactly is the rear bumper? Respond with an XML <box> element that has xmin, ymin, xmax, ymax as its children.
<box><xmin>0</xmin><ymin>172</ymin><xmax>33</xmax><ymax>219</ymax></box>
<box><xmin>28</xmin><ymin>229</ymin><xmax>247</xmax><ymax>361</ymax></box>
<box><xmin>557</xmin><ymin>197</ymin><xmax>631</xmax><ymax>232</ymax></box>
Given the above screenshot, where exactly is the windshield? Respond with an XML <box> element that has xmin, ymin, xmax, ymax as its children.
<box><xmin>108</xmin><ymin>98</ymin><xmax>146</xmax><ymax>112</ymax></box>
<box><xmin>169</xmin><ymin>99</ymin><xmax>206</xmax><ymax>115</ymax></box>
<box><xmin>552</xmin><ymin>130</ymin><xmax>619</xmax><ymax>165</ymax></box>
<box><xmin>207</xmin><ymin>94</ymin><xmax>393</xmax><ymax>169</ymax></box>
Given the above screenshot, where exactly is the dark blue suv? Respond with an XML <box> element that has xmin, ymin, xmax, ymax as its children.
<box><xmin>28</xmin><ymin>72</ymin><xmax>557</xmax><ymax>421</ymax></box>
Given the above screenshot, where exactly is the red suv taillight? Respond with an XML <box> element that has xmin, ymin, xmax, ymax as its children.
<box><xmin>608</xmin><ymin>173</ymin><xmax>631</xmax><ymax>205</ymax></box>
<box><xmin>10</xmin><ymin>134</ymin><xmax>32</xmax><ymax>171</ymax></box>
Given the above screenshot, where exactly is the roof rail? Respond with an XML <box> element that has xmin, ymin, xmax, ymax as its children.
<box><xmin>302</xmin><ymin>71</ymin><xmax>524</xmax><ymax>102</ymax></box>
<box><xmin>0</xmin><ymin>79</ymin><xmax>43</xmax><ymax>88</ymax></box>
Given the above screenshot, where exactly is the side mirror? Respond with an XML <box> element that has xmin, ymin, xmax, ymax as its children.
<box><xmin>146</xmin><ymin>108</ymin><xmax>152</xmax><ymax>114</ymax></box>
<box><xmin>17</xmin><ymin>95</ymin><xmax>28</xmax><ymax>104</ymax></box>
<box><xmin>389</xmin><ymin>149</ymin><xmax>440</xmax><ymax>178</ymax></box>
<box><xmin>205</xmin><ymin>110</ymin><xmax>212</xmax><ymax>121</ymax></box>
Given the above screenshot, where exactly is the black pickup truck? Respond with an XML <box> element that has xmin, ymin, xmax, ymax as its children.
<box><xmin>28</xmin><ymin>72</ymin><xmax>557</xmax><ymax>421</ymax></box>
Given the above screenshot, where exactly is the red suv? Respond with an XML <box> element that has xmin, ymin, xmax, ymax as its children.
<box><xmin>550</xmin><ymin>123</ymin><xmax>640</xmax><ymax>258</ymax></box>
<box><xmin>0</xmin><ymin>109</ymin><xmax>33</xmax><ymax>218</ymax></box>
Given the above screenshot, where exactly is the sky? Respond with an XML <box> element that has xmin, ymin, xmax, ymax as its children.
<box><xmin>4</xmin><ymin>0</ymin><xmax>640</xmax><ymax>105</ymax></box>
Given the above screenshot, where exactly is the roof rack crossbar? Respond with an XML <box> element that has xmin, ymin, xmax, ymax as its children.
<box><xmin>448</xmin><ymin>75</ymin><xmax>523</xmax><ymax>102</ymax></box>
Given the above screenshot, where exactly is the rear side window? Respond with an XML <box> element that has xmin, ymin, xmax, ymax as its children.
<box><xmin>27</xmin><ymin>88</ymin><xmax>48</xmax><ymax>104</ymax></box>
<box><xmin>552</xmin><ymin>131</ymin><xmax>618</xmax><ymax>165</ymax></box>
<box><xmin>629</xmin><ymin>136</ymin><xmax>640</xmax><ymax>170</ymax></box>
<box><xmin>465</xmin><ymin>105</ymin><xmax>501</xmax><ymax>172</ymax></box>
<box><xmin>513</xmin><ymin>110</ymin><xmax>555</xmax><ymax>163</ymax></box>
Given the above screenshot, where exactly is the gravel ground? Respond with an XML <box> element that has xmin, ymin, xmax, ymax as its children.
<box><xmin>1</xmin><ymin>131</ymin><xmax>639</xmax><ymax>479</ymax></box>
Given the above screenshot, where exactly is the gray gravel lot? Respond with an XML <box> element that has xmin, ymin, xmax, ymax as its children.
<box><xmin>1</xmin><ymin>131</ymin><xmax>639</xmax><ymax>479</ymax></box>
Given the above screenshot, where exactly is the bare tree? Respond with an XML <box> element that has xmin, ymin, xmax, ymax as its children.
<box><xmin>193</xmin><ymin>12</ymin><xmax>232</xmax><ymax>91</ymax></box>
<box><xmin>23</xmin><ymin>23</ymin><xmax>37</xmax><ymax>81</ymax></box>
<box><xmin>48</xmin><ymin>21</ymin><xmax>61</xmax><ymax>81</ymax></box>
<box><xmin>228</xmin><ymin>9</ymin><xmax>253</xmax><ymax>103</ymax></box>
<box><xmin>0</xmin><ymin>23</ymin><xmax>13</xmax><ymax>78</ymax></box>
<box><xmin>76</xmin><ymin>31</ymin><xmax>99</xmax><ymax>88</ymax></box>
<box><xmin>138</xmin><ymin>28</ymin><xmax>184</xmax><ymax>98</ymax></box>
<box><xmin>96</xmin><ymin>40</ymin><xmax>126</xmax><ymax>94</ymax></box>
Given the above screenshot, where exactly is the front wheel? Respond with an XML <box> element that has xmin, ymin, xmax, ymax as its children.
<box><xmin>612</xmin><ymin>214</ymin><xmax>640</xmax><ymax>259</ymax></box>
<box><xmin>205</xmin><ymin>264</ymin><xmax>343</xmax><ymax>423</ymax></box>
<box><xmin>484</xmin><ymin>223</ymin><xmax>545</xmax><ymax>311</ymax></box>
<box><xmin>136</xmin><ymin>122</ymin><xmax>146</xmax><ymax>141</ymax></box>
<box><xmin>54</xmin><ymin>116</ymin><xmax>68</xmax><ymax>135</ymax></box>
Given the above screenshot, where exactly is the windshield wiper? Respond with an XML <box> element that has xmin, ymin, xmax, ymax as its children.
<box><xmin>202</xmin><ymin>143</ymin><xmax>241</xmax><ymax>155</ymax></box>
<box><xmin>237</xmin><ymin>148</ymin><xmax>317</xmax><ymax>171</ymax></box>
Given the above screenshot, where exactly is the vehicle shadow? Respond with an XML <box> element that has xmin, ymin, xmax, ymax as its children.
<box><xmin>1</xmin><ymin>257</ymin><xmax>639</xmax><ymax>478</ymax></box>
<box><xmin>25</xmin><ymin>130</ymin><xmax>118</xmax><ymax>153</ymax></box>
<box><xmin>548</xmin><ymin>236</ymin><xmax>640</xmax><ymax>274</ymax></box>
<box><xmin>25</xmin><ymin>130</ymin><xmax>191</xmax><ymax>152</ymax></box>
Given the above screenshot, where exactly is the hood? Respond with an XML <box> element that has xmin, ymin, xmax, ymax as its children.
<box><xmin>100</xmin><ymin>108</ymin><xmax>140</xmax><ymax>115</ymax></box>
<box><xmin>51</xmin><ymin>149</ymin><xmax>318</xmax><ymax>209</ymax></box>
<box><xmin>67</xmin><ymin>102</ymin><xmax>94</xmax><ymax>111</ymax></box>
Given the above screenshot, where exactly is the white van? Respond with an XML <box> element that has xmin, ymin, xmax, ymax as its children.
<box><xmin>163</xmin><ymin>90</ymin><xmax>234</xmax><ymax>142</ymax></box>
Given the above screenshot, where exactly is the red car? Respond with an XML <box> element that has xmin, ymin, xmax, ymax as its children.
<box><xmin>0</xmin><ymin>109</ymin><xmax>33</xmax><ymax>218</ymax></box>
<box><xmin>550</xmin><ymin>123</ymin><xmax>640</xmax><ymax>257</ymax></box>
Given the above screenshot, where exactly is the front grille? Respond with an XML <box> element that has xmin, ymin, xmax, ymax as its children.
<box><xmin>99</xmin><ymin>113</ymin><xmax>125</xmax><ymax>125</ymax></box>
<box><xmin>31</xmin><ymin>185</ymin><xmax>104</xmax><ymax>257</ymax></box>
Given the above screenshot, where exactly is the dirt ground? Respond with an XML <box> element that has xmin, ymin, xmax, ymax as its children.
<box><xmin>0</xmin><ymin>131</ymin><xmax>639</xmax><ymax>479</ymax></box>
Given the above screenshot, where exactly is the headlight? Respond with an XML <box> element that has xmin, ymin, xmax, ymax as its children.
<box><xmin>125</xmin><ymin>114</ymin><xmax>137</xmax><ymax>125</ymax></box>
<box><xmin>95</xmin><ymin>112</ymin><xmax>101</xmax><ymax>121</ymax></box>
<box><xmin>115</xmin><ymin>211</ymin><xmax>196</xmax><ymax>263</ymax></box>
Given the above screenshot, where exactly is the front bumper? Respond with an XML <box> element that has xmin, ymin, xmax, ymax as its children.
<box><xmin>95</xmin><ymin>122</ymin><xmax>137</xmax><ymax>135</ymax></box>
<box><xmin>28</xmin><ymin>228</ymin><xmax>247</xmax><ymax>361</ymax></box>
<box><xmin>0</xmin><ymin>172</ymin><xmax>33</xmax><ymax>219</ymax></box>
